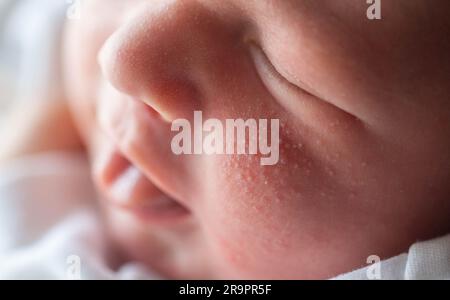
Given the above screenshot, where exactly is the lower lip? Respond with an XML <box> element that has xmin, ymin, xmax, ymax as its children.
<box><xmin>99</xmin><ymin>149</ymin><xmax>191</xmax><ymax>225</ymax></box>
<box><xmin>115</xmin><ymin>196</ymin><xmax>191</xmax><ymax>225</ymax></box>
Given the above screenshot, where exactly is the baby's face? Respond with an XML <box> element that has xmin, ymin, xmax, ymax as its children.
<box><xmin>64</xmin><ymin>0</ymin><xmax>450</xmax><ymax>279</ymax></box>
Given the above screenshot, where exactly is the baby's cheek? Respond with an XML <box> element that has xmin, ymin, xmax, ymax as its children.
<box><xmin>200</xmin><ymin>143</ymin><xmax>317</xmax><ymax>278</ymax></box>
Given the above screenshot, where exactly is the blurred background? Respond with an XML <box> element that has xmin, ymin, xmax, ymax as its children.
<box><xmin>0</xmin><ymin>0</ymin><xmax>67</xmax><ymax>123</ymax></box>
<box><xmin>0</xmin><ymin>0</ymin><xmax>14</xmax><ymax>116</ymax></box>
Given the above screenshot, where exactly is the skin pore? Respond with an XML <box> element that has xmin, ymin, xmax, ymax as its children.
<box><xmin>63</xmin><ymin>0</ymin><xmax>450</xmax><ymax>279</ymax></box>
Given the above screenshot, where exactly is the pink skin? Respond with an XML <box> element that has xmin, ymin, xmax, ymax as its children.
<box><xmin>63</xmin><ymin>0</ymin><xmax>450</xmax><ymax>279</ymax></box>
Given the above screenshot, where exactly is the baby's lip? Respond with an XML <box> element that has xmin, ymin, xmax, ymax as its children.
<box><xmin>97</xmin><ymin>83</ymin><xmax>192</xmax><ymax>210</ymax></box>
<box><xmin>95</xmin><ymin>145</ymin><xmax>190</xmax><ymax>225</ymax></box>
<box><xmin>113</xmin><ymin>194</ymin><xmax>190</xmax><ymax>224</ymax></box>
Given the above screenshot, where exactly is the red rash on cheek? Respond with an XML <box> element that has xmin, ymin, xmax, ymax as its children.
<box><xmin>199</xmin><ymin>150</ymin><xmax>304</xmax><ymax>278</ymax></box>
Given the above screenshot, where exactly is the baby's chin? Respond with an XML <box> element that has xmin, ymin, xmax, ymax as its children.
<box><xmin>101</xmin><ymin>203</ymin><xmax>215</xmax><ymax>279</ymax></box>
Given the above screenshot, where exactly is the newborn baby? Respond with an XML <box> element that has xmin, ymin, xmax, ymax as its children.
<box><xmin>1</xmin><ymin>0</ymin><xmax>450</xmax><ymax>279</ymax></box>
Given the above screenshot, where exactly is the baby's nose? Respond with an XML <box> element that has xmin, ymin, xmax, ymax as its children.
<box><xmin>98</xmin><ymin>1</ymin><xmax>232</xmax><ymax>121</ymax></box>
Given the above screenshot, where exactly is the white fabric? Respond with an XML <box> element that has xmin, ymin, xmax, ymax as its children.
<box><xmin>0</xmin><ymin>0</ymin><xmax>66</xmax><ymax>102</ymax></box>
<box><xmin>0</xmin><ymin>0</ymin><xmax>66</xmax><ymax>117</ymax></box>
<box><xmin>0</xmin><ymin>153</ymin><xmax>159</xmax><ymax>280</ymax></box>
<box><xmin>334</xmin><ymin>234</ymin><xmax>450</xmax><ymax>280</ymax></box>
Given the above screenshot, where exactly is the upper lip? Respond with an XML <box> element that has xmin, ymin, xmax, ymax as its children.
<box><xmin>97</xmin><ymin>81</ymin><xmax>192</xmax><ymax>210</ymax></box>
<box><xmin>95</xmin><ymin>145</ymin><xmax>190</xmax><ymax>224</ymax></box>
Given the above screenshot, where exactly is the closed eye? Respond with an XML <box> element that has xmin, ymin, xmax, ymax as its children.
<box><xmin>248</xmin><ymin>41</ymin><xmax>320</xmax><ymax>100</ymax></box>
<box><xmin>248</xmin><ymin>41</ymin><xmax>361</xmax><ymax>123</ymax></box>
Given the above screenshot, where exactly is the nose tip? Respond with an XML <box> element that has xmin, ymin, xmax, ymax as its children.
<box><xmin>98</xmin><ymin>32</ymin><xmax>136</xmax><ymax>97</ymax></box>
<box><xmin>97</xmin><ymin>3</ymin><xmax>202</xmax><ymax>121</ymax></box>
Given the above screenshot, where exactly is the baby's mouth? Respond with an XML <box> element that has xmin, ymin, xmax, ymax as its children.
<box><xmin>112</xmin><ymin>192</ymin><xmax>190</xmax><ymax>224</ymax></box>
<box><xmin>96</xmin><ymin>146</ymin><xmax>190</xmax><ymax>225</ymax></box>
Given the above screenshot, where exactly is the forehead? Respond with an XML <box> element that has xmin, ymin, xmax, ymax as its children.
<box><xmin>88</xmin><ymin>0</ymin><xmax>366</xmax><ymax>26</ymax></box>
<box><xmin>86</xmin><ymin>0</ymin><xmax>448</xmax><ymax>34</ymax></box>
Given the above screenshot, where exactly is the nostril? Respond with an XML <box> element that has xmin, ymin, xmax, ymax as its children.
<box><xmin>141</xmin><ymin>100</ymin><xmax>169</xmax><ymax>122</ymax></box>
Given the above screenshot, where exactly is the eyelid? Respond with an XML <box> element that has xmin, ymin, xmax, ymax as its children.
<box><xmin>248</xmin><ymin>42</ymin><xmax>318</xmax><ymax>99</ymax></box>
<box><xmin>249</xmin><ymin>42</ymin><xmax>363</xmax><ymax>126</ymax></box>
